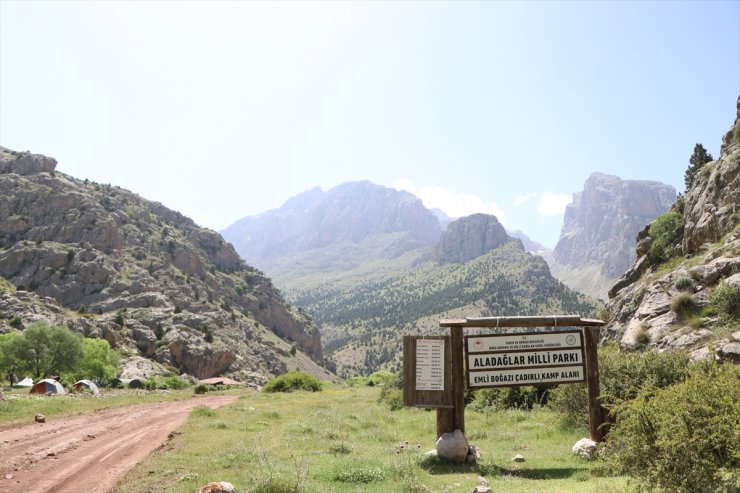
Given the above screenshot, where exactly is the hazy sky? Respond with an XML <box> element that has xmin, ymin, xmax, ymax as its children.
<box><xmin>1</xmin><ymin>1</ymin><xmax>738</xmax><ymax>248</ymax></box>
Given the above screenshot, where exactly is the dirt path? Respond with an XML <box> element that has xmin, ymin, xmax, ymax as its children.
<box><xmin>0</xmin><ymin>394</ymin><xmax>238</xmax><ymax>493</ymax></box>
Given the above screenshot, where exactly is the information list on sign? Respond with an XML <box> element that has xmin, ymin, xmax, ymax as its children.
<box><xmin>415</xmin><ymin>339</ymin><xmax>445</xmax><ymax>391</ymax></box>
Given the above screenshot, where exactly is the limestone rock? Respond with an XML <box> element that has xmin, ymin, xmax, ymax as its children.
<box><xmin>572</xmin><ymin>438</ymin><xmax>597</xmax><ymax>460</ymax></box>
<box><xmin>513</xmin><ymin>453</ymin><xmax>525</xmax><ymax>462</ymax></box>
<box><xmin>435</xmin><ymin>214</ymin><xmax>511</xmax><ymax>264</ymax></box>
<box><xmin>553</xmin><ymin>172</ymin><xmax>675</xmax><ymax>297</ymax></box>
<box><xmin>34</xmin><ymin>414</ymin><xmax>46</xmax><ymax>423</ymax></box>
<box><xmin>197</xmin><ymin>482</ymin><xmax>235</xmax><ymax>493</ymax></box>
<box><xmin>0</xmin><ymin>147</ymin><xmax>57</xmax><ymax>175</ymax></box>
<box><xmin>435</xmin><ymin>429</ymin><xmax>468</xmax><ymax>463</ymax></box>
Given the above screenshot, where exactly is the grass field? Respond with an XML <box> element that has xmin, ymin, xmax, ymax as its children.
<box><xmin>0</xmin><ymin>387</ymin><xmax>199</xmax><ymax>426</ymax></box>
<box><xmin>114</xmin><ymin>386</ymin><xmax>629</xmax><ymax>493</ymax></box>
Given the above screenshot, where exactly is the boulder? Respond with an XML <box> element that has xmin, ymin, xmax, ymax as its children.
<box><xmin>572</xmin><ymin>438</ymin><xmax>597</xmax><ymax>460</ymax></box>
<box><xmin>197</xmin><ymin>482</ymin><xmax>235</xmax><ymax>493</ymax></box>
<box><xmin>435</xmin><ymin>429</ymin><xmax>468</xmax><ymax>463</ymax></box>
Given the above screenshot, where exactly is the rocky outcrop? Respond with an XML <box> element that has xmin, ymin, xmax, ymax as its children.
<box><xmin>221</xmin><ymin>181</ymin><xmax>441</xmax><ymax>266</ymax></box>
<box><xmin>554</xmin><ymin>173</ymin><xmax>675</xmax><ymax>279</ymax></box>
<box><xmin>605</xmin><ymin>96</ymin><xmax>740</xmax><ymax>359</ymax></box>
<box><xmin>435</xmin><ymin>214</ymin><xmax>512</xmax><ymax>264</ymax></box>
<box><xmin>0</xmin><ymin>146</ymin><xmax>332</xmax><ymax>381</ymax></box>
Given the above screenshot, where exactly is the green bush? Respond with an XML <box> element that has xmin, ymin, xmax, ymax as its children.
<box><xmin>673</xmin><ymin>276</ymin><xmax>693</xmax><ymax>291</ymax></box>
<box><xmin>671</xmin><ymin>292</ymin><xmax>698</xmax><ymax>320</ymax></box>
<box><xmin>377</xmin><ymin>372</ymin><xmax>403</xmax><ymax>410</ymax></box>
<box><xmin>549</xmin><ymin>345</ymin><xmax>691</xmax><ymax>427</ymax></box>
<box><xmin>603</xmin><ymin>362</ymin><xmax>740</xmax><ymax>492</ymax></box>
<box><xmin>469</xmin><ymin>385</ymin><xmax>550</xmax><ymax>412</ymax></box>
<box><xmin>333</xmin><ymin>466</ymin><xmax>387</xmax><ymax>484</ymax></box>
<box><xmin>163</xmin><ymin>375</ymin><xmax>189</xmax><ymax>389</ymax></box>
<box><xmin>710</xmin><ymin>279</ymin><xmax>740</xmax><ymax>321</ymax></box>
<box><xmin>647</xmin><ymin>211</ymin><xmax>683</xmax><ymax>264</ymax></box>
<box><xmin>194</xmin><ymin>383</ymin><xmax>209</xmax><ymax>394</ymax></box>
<box><xmin>262</xmin><ymin>371</ymin><xmax>323</xmax><ymax>393</ymax></box>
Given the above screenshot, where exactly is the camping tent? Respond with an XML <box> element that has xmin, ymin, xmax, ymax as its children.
<box><xmin>13</xmin><ymin>377</ymin><xmax>33</xmax><ymax>388</ymax></box>
<box><xmin>29</xmin><ymin>379</ymin><xmax>66</xmax><ymax>395</ymax></box>
<box><xmin>73</xmin><ymin>380</ymin><xmax>100</xmax><ymax>395</ymax></box>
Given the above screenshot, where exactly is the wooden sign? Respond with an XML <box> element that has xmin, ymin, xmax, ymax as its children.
<box><xmin>465</xmin><ymin>330</ymin><xmax>586</xmax><ymax>388</ymax></box>
<box><xmin>403</xmin><ymin>336</ymin><xmax>453</xmax><ymax>408</ymax></box>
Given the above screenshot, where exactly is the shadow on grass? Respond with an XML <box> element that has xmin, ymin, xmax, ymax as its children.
<box><xmin>419</xmin><ymin>456</ymin><xmax>589</xmax><ymax>480</ymax></box>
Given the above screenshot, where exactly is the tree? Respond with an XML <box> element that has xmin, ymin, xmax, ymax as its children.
<box><xmin>69</xmin><ymin>338</ymin><xmax>120</xmax><ymax>385</ymax></box>
<box><xmin>0</xmin><ymin>332</ymin><xmax>25</xmax><ymax>383</ymax></box>
<box><xmin>684</xmin><ymin>143</ymin><xmax>713</xmax><ymax>190</ymax></box>
<box><xmin>18</xmin><ymin>322</ymin><xmax>84</xmax><ymax>379</ymax></box>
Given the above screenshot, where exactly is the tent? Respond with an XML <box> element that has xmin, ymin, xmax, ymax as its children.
<box><xmin>198</xmin><ymin>377</ymin><xmax>242</xmax><ymax>386</ymax></box>
<box><xmin>111</xmin><ymin>378</ymin><xmax>145</xmax><ymax>389</ymax></box>
<box><xmin>29</xmin><ymin>379</ymin><xmax>66</xmax><ymax>395</ymax></box>
<box><xmin>73</xmin><ymin>379</ymin><xmax>100</xmax><ymax>395</ymax></box>
<box><xmin>13</xmin><ymin>377</ymin><xmax>34</xmax><ymax>388</ymax></box>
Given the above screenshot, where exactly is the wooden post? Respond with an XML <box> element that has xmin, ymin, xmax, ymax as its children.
<box><xmin>451</xmin><ymin>325</ymin><xmax>465</xmax><ymax>435</ymax></box>
<box><xmin>436</xmin><ymin>326</ymin><xmax>465</xmax><ymax>437</ymax></box>
<box><xmin>584</xmin><ymin>326</ymin><xmax>606</xmax><ymax>442</ymax></box>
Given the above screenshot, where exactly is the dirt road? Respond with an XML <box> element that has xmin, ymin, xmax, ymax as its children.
<box><xmin>0</xmin><ymin>394</ymin><xmax>238</xmax><ymax>493</ymax></box>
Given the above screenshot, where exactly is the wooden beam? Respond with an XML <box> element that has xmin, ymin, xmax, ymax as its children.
<box><xmin>450</xmin><ymin>326</ymin><xmax>465</xmax><ymax>435</ymax></box>
<box><xmin>440</xmin><ymin>315</ymin><xmax>606</xmax><ymax>328</ymax></box>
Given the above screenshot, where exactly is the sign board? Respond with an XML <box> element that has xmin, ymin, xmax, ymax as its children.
<box><xmin>415</xmin><ymin>339</ymin><xmax>445</xmax><ymax>391</ymax></box>
<box><xmin>402</xmin><ymin>336</ymin><xmax>453</xmax><ymax>408</ymax></box>
<box><xmin>465</xmin><ymin>330</ymin><xmax>585</xmax><ymax>388</ymax></box>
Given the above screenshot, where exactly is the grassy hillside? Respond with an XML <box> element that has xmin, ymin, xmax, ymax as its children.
<box><xmin>285</xmin><ymin>241</ymin><xmax>600</xmax><ymax>377</ymax></box>
<box><xmin>116</xmin><ymin>386</ymin><xmax>628</xmax><ymax>493</ymax></box>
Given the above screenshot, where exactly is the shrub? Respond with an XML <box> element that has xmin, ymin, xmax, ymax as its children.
<box><xmin>262</xmin><ymin>371</ymin><xmax>322</xmax><ymax>393</ymax></box>
<box><xmin>191</xmin><ymin>405</ymin><xmax>216</xmax><ymax>417</ymax></box>
<box><xmin>194</xmin><ymin>383</ymin><xmax>209</xmax><ymax>394</ymax></box>
<box><xmin>603</xmin><ymin>362</ymin><xmax>740</xmax><ymax>492</ymax></box>
<box><xmin>163</xmin><ymin>376</ymin><xmax>189</xmax><ymax>390</ymax></box>
<box><xmin>671</xmin><ymin>293</ymin><xmax>698</xmax><ymax>320</ymax></box>
<box><xmin>673</xmin><ymin>276</ymin><xmax>693</xmax><ymax>291</ymax></box>
<box><xmin>549</xmin><ymin>345</ymin><xmax>691</xmax><ymax>427</ymax></box>
<box><xmin>633</xmin><ymin>323</ymin><xmax>651</xmax><ymax>349</ymax></box>
<box><xmin>469</xmin><ymin>385</ymin><xmax>550</xmax><ymax>412</ymax></box>
<box><xmin>333</xmin><ymin>466</ymin><xmax>386</xmax><ymax>484</ymax></box>
<box><xmin>377</xmin><ymin>372</ymin><xmax>403</xmax><ymax>410</ymax></box>
<box><xmin>710</xmin><ymin>279</ymin><xmax>740</xmax><ymax>320</ymax></box>
<box><xmin>647</xmin><ymin>211</ymin><xmax>683</xmax><ymax>264</ymax></box>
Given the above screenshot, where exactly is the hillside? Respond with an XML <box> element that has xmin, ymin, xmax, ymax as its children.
<box><xmin>288</xmin><ymin>214</ymin><xmax>599</xmax><ymax>377</ymax></box>
<box><xmin>548</xmin><ymin>173</ymin><xmax>675</xmax><ymax>300</ymax></box>
<box><xmin>605</xmin><ymin>96</ymin><xmax>740</xmax><ymax>360</ymax></box>
<box><xmin>0</xmin><ymin>147</ymin><xmax>333</xmax><ymax>383</ymax></box>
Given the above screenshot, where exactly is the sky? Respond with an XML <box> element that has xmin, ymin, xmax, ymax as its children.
<box><xmin>1</xmin><ymin>1</ymin><xmax>738</xmax><ymax>248</ymax></box>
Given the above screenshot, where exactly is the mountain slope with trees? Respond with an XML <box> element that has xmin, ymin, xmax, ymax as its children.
<box><xmin>0</xmin><ymin>147</ymin><xmax>332</xmax><ymax>384</ymax></box>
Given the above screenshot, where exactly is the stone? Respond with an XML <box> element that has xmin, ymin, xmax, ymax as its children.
<box><xmin>513</xmin><ymin>454</ymin><xmax>525</xmax><ymax>462</ymax></box>
<box><xmin>572</xmin><ymin>438</ymin><xmax>597</xmax><ymax>460</ymax></box>
<box><xmin>472</xmin><ymin>487</ymin><xmax>490</xmax><ymax>493</ymax></box>
<box><xmin>34</xmin><ymin>414</ymin><xmax>46</xmax><ymax>423</ymax></box>
<box><xmin>435</xmin><ymin>429</ymin><xmax>468</xmax><ymax>463</ymax></box>
<box><xmin>197</xmin><ymin>482</ymin><xmax>236</xmax><ymax>493</ymax></box>
<box><xmin>465</xmin><ymin>444</ymin><xmax>482</xmax><ymax>464</ymax></box>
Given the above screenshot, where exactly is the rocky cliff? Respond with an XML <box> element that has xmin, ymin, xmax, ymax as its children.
<box><xmin>435</xmin><ymin>214</ymin><xmax>514</xmax><ymax>264</ymax></box>
<box><xmin>0</xmin><ymin>147</ymin><xmax>331</xmax><ymax>383</ymax></box>
<box><xmin>550</xmin><ymin>173</ymin><xmax>675</xmax><ymax>299</ymax></box>
<box><xmin>605</xmin><ymin>97</ymin><xmax>740</xmax><ymax>361</ymax></box>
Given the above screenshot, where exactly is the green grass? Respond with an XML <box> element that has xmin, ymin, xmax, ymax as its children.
<box><xmin>115</xmin><ymin>386</ymin><xmax>628</xmax><ymax>492</ymax></box>
<box><xmin>0</xmin><ymin>387</ymin><xmax>212</xmax><ymax>426</ymax></box>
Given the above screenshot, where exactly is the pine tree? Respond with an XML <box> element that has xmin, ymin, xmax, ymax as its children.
<box><xmin>684</xmin><ymin>143</ymin><xmax>713</xmax><ymax>190</ymax></box>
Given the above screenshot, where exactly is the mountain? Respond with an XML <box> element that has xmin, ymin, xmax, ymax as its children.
<box><xmin>435</xmin><ymin>213</ymin><xmax>511</xmax><ymax>263</ymax></box>
<box><xmin>221</xmin><ymin>180</ymin><xmax>442</xmax><ymax>272</ymax></box>
<box><xmin>605</xmin><ymin>96</ymin><xmax>740</xmax><ymax>361</ymax></box>
<box><xmin>507</xmin><ymin>229</ymin><xmax>549</xmax><ymax>254</ymax></box>
<box><xmin>547</xmin><ymin>172</ymin><xmax>676</xmax><ymax>299</ymax></box>
<box><xmin>0</xmin><ymin>147</ymin><xmax>333</xmax><ymax>384</ymax></box>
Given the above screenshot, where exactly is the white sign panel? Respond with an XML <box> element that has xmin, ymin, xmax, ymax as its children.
<box><xmin>469</xmin><ymin>365</ymin><xmax>585</xmax><ymax>388</ymax></box>
<box><xmin>467</xmin><ymin>331</ymin><xmax>582</xmax><ymax>353</ymax></box>
<box><xmin>468</xmin><ymin>349</ymin><xmax>583</xmax><ymax>370</ymax></box>
<box><xmin>415</xmin><ymin>339</ymin><xmax>445</xmax><ymax>391</ymax></box>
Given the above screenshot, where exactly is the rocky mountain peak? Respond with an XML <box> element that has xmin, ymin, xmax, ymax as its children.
<box><xmin>0</xmin><ymin>147</ymin><xmax>57</xmax><ymax>175</ymax></box>
<box><xmin>554</xmin><ymin>172</ymin><xmax>676</xmax><ymax>279</ymax></box>
<box><xmin>435</xmin><ymin>213</ymin><xmax>514</xmax><ymax>264</ymax></box>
